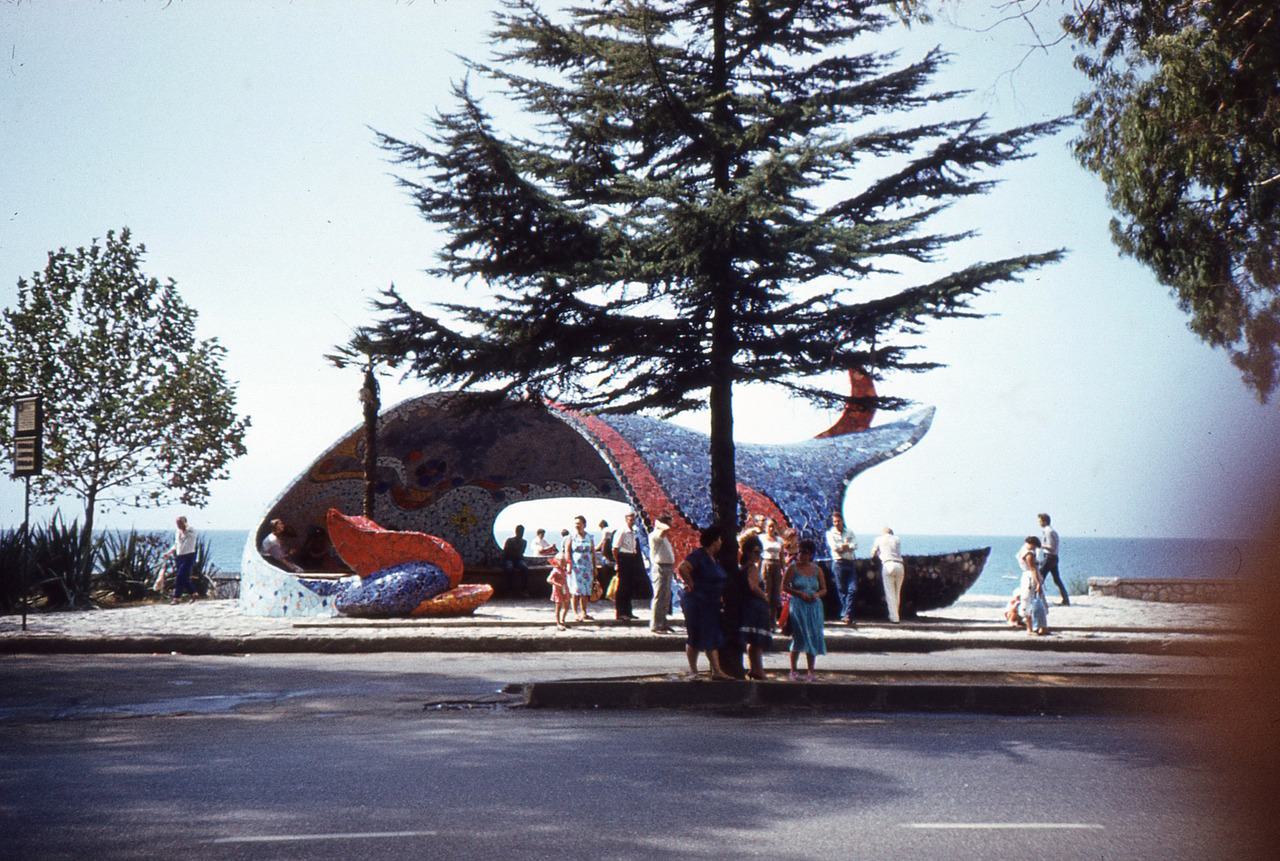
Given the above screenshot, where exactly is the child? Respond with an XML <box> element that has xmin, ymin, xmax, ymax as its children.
<box><xmin>1003</xmin><ymin>589</ymin><xmax>1024</xmax><ymax>628</ymax></box>
<box><xmin>547</xmin><ymin>552</ymin><xmax>571</xmax><ymax>631</ymax></box>
<box><xmin>782</xmin><ymin>539</ymin><xmax>827</xmax><ymax>681</ymax></box>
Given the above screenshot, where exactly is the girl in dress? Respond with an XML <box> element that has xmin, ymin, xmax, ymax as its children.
<box><xmin>737</xmin><ymin>533</ymin><xmax>773</xmax><ymax>680</ymax></box>
<box><xmin>547</xmin><ymin>551</ymin><xmax>571</xmax><ymax>631</ymax></box>
<box><xmin>782</xmin><ymin>539</ymin><xmax>827</xmax><ymax>681</ymax></box>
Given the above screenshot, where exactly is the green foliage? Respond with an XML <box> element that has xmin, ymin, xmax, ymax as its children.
<box><xmin>1</xmin><ymin>523</ymin><xmax>222</xmax><ymax>610</ymax></box>
<box><xmin>1067</xmin><ymin>0</ymin><xmax>1280</xmax><ymax>400</ymax></box>
<box><xmin>0</xmin><ymin>228</ymin><xmax>251</xmax><ymax>544</ymax></box>
<box><xmin>23</xmin><ymin>513</ymin><xmax>99</xmax><ymax>608</ymax></box>
<box><xmin>0</xmin><ymin>527</ymin><xmax>29</xmax><ymax>612</ymax></box>
<box><xmin>96</xmin><ymin>531</ymin><xmax>169</xmax><ymax>602</ymax></box>
<box><xmin>350</xmin><ymin>0</ymin><xmax>1067</xmax><ymax>528</ymax></box>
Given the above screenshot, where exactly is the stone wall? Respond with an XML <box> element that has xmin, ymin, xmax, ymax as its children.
<box><xmin>1088</xmin><ymin>577</ymin><xmax>1247</xmax><ymax>604</ymax></box>
<box><xmin>211</xmin><ymin>574</ymin><xmax>240</xmax><ymax>601</ymax></box>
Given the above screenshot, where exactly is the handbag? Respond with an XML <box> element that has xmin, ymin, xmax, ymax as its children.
<box><xmin>778</xmin><ymin>593</ymin><xmax>792</xmax><ymax>635</ymax></box>
<box><xmin>590</xmin><ymin>578</ymin><xmax>604</xmax><ymax>602</ymax></box>
<box><xmin>606</xmin><ymin>573</ymin><xmax>619</xmax><ymax>601</ymax></box>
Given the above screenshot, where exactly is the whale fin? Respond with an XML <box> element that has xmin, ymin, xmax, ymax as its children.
<box><xmin>814</xmin><ymin>370</ymin><xmax>876</xmax><ymax>438</ymax></box>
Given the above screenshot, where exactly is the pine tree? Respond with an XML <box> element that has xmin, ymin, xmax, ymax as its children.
<box><xmin>348</xmin><ymin>0</ymin><xmax>1067</xmax><ymax>542</ymax></box>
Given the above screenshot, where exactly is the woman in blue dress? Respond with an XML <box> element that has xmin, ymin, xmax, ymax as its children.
<box><xmin>782</xmin><ymin>539</ymin><xmax>827</xmax><ymax>681</ymax></box>
<box><xmin>676</xmin><ymin>525</ymin><xmax>734</xmax><ymax>680</ymax></box>
<box><xmin>563</xmin><ymin>516</ymin><xmax>598</xmax><ymax>622</ymax></box>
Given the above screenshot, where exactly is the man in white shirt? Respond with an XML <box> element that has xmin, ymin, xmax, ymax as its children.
<box><xmin>161</xmin><ymin>516</ymin><xmax>199</xmax><ymax>603</ymax></box>
<box><xmin>531</xmin><ymin>528</ymin><xmax>556</xmax><ymax>557</ymax></box>
<box><xmin>825</xmin><ymin>512</ymin><xmax>858</xmax><ymax>625</ymax></box>
<box><xmin>612</xmin><ymin>511</ymin><xmax>644</xmax><ymax>621</ymax></box>
<box><xmin>648</xmin><ymin>514</ymin><xmax>676</xmax><ymax>633</ymax></box>
<box><xmin>1038</xmin><ymin>512</ymin><xmax>1070</xmax><ymax>605</ymax></box>
<box><xmin>871</xmin><ymin>527</ymin><xmax>905</xmax><ymax>623</ymax></box>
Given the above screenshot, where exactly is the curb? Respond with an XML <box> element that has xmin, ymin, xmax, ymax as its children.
<box><xmin>520</xmin><ymin>672</ymin><xmax>1228</xmax><ymax>715</ymax></box>
<box><xmin>0</xmin><ymin>632</ymin><xmax>1239</xmax><ymax>656</ymax></box>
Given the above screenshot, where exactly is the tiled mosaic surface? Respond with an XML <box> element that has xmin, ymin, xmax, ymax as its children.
<box><xmin>241</xmin><ymin>392</ymin><xmax>936</xmax><ymax>617</ymax></box>
<box><xmin>588</xmin><ymin>408</ymin><xmax>934</xmax><ymax>560</ymax></box>
<box><xmin>334</xmin><ymin>560</ymin><xmax>451</xmax><ymax>617</ymax></box>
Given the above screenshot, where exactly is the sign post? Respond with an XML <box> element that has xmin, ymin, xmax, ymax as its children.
<box><xmin>13</xmin><ymin>394</ymin><xmax>42</xmax><ymax>632</ymax></box>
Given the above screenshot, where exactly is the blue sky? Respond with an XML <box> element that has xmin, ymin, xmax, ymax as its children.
<box><xmin>3</xmin><ymin>0</ymin><xmax>1279</xmax><ymax>540</ymax></box>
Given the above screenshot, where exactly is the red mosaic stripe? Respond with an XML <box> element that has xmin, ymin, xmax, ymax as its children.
<box><xmin>736</xmin><ymin>482</ymin><xmax>790</xmax><ymax>531</ymax></box>
<box><xmin>550</xmin><ymin>404</ymin><xmax>702</xmax><ymax>562</ymax></box>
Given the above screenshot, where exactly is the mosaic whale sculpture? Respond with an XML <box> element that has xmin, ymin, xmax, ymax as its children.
<box><xmin>239</xmin><ymin>376</ymin><xmax>987</xmax><ymax>617</ymax></box>
<box><xmin>325</xmin><ymin>510</ymin><xmax>493</xmax><ymax>617</ymax></box>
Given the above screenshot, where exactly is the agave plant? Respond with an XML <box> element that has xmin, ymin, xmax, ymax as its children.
<box><xmin>96</xmin><ymin>531</ymin><xmax>169</xmax><ymax>602</ymax></box>
<box><xmin>27</xmin><ymin>513</ymin><xmax>98</xmax><ymax>608</ymax></box>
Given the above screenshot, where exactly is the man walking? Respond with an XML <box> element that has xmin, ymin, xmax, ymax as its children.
<box><xmin>161</xmin><ymin>516</ymin><xmax>198</xmax><ymax>604</ymax></box>
<box><xmin>1038</xmin><ymin>512</ymin><xmax>1070</xmax><ymax>605</ymax></box>
<box><xmin>825</xmin><ymin>511</ymin><xmax>858</xmax><ymax>625</ymax></box>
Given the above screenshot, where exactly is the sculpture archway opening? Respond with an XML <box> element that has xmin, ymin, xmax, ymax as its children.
<box><xmin>492</xmin><ymin>497</ymin><xmax>638</xmax><ymax>551</ymax></box>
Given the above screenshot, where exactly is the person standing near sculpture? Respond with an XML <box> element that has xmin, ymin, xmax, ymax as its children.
<box><xmin>737</xmin><ymin>532</ymin><xmax>773</xmax><ymax>679</ymax></box>
<box><xmin>676</xmin><ymin>525</ymin><xmax>733</xmax><ymax>680</ymax></box>
<box><xmin>782</xmin><ymin>539</ymin><xmax>827</xmax><ymax>680</ymax></box>
<box><xmin>759</xmin><ymin>518</ymin><xmax>786</xmax><ymax>625</ymax></box>
<box><xmin>871</xmin><ymin>527</ymin><xmax>905</xmax><ymax>623</ymax></box>
<box><xmin>825</xmin><ymin>511</ymin><xmax>858</xmax><ymax>625</ymax></box>
<box><xmin>596</xmin><ymin>519</ymin><xmax>616</xmax><ymax>604</ymax></box>
<box><xmin>161</xmin><ymin>516</ymin><xmax>199</xmax><ymax>604</ymax></box>
<box><xmin>648</xmin><ymin>514</ymin><xmax>676</xmax><ymax>634</ymax></box>
<box><xmin>1037</xmin><ymin>513</ymin><xmax>1070</xmax><ymax>606</ymax></box>
<box><xmin>564</xmin><ymin>516</ymin><xmax>598</xmax><ymax>622</ymax></box>
<box><xmin>612</xmin><ymin>511</ymin><xmax>644</xmax><ymax>621</ymax></box>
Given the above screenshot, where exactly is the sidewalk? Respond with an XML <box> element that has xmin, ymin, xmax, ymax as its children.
<box><xmin>1</xmin><ymin>594</ymin><xmax>1244</xmax><ymax>714</ymax></box>
<box><xmin>0</xmin><ymin>592</ymin><xmax>1243</xmax><ymax>653</ymax></box>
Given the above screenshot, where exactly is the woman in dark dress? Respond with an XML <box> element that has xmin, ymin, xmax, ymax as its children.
<box><xmin>737</xmin><ymin>532</ymin><xmax>773</xmax><ymax>680</ymax></box>
<box><xmin>677</xmin><ymin>525</ymin><xmax>733</xmax><ymax>680</ymax></box>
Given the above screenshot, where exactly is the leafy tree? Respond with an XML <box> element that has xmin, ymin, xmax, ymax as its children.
<box><xmin>0</xmin><ymin>228</ymin><xmax>251</xmax><ymax>566</ymax></box>
<box><xmin>1066</xmin><ymin>0</ymin><xmax>1280</xmax><ymax>400</ymax></box>
<box><xmin>348</xmin><ymin>0</ymin><xmax>1066</xmax><ymax>542</ymax></box>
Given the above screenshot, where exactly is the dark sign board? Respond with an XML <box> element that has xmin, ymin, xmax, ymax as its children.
<box><xmin>13</xmin><ymin>394</ymin><xmax>42</xmax><ymax>477</ymax></box>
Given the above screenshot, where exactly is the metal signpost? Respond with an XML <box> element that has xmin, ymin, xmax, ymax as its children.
<box><xmin>13</xmin><ymin>394</ymin><xmax>42</xmax><ymax>631</ymax></box>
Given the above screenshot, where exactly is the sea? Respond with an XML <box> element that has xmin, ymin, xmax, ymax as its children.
<box><xmin>196</xmin><ymin>529</ymin><xmax>1259</xmax><ymax>597</ymax></box>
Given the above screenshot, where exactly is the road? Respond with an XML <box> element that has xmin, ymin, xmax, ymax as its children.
<box><xmin>0</xmin><ymin>654</ymin><xmax>1249</xmax><ymax>860</ymax></box>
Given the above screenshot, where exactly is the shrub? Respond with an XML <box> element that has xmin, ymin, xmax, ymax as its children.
<box><xmin>96</xmin><ymin>531</ymin><xmax>168</xmax><ymax>602</ymax></box>
<box><xmin>28</xmin><ymin>513</ymin><xmax>98</xmax><ymax>608</ymax></box>
<box><xmin>0</xmin><ymin>527</ymin><xmax>31</xmax><ymax>612</ymax></box>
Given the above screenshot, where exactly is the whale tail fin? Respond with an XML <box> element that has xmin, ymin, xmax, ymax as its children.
<box><xmin>814</xmin><ymin>369</ymin><xmax>876</xmax><ymax>438</ymax></box>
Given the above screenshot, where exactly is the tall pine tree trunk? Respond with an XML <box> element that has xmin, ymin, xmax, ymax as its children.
<box><xmin>707</xmin><ymin>0</ymin><xmax>738</xmax><ymax>547</ymax></box>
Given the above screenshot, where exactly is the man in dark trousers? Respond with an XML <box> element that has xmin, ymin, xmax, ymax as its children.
<box><xmin>611</xmin><ymin>511</ymin><xmax>645</xmax><ymax>621</ymax></box>
<box><xmin>1038</xmin><ymin>513</ymin><xmax>1070</xmax><ymax>605</ymax></box>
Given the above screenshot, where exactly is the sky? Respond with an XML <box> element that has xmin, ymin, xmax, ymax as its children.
<box><xmin>3</xmin><ymin>0</ymin><xmax>1279</xmax><ymax>541</ymax></box>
